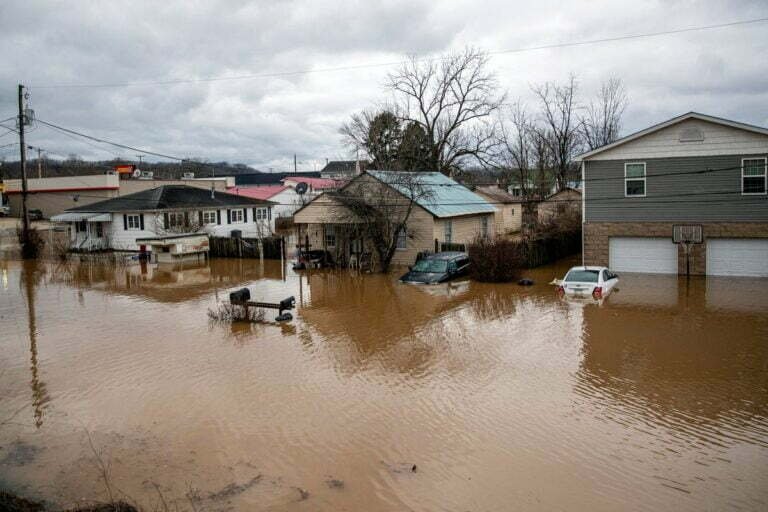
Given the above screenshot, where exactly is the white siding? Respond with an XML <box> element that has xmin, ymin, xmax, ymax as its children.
<box><xmin>92</xmin><ymin>206</ymin><xmax>275</xmax><ymax>251</ymax></box>
<box><xmin>109</xmin><ymin>213</ymin><xmax>162</xmax><ymax>251</ymax></box>
<box><xmin>588</xmin><ymin>119</ymin><xmax>768</xmax><ymax>161</ymax></box>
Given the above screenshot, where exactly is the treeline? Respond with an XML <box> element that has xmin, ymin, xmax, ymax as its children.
<box><xmin>0</xmin><ymin>158</ymin><xmax>260</xmax><ymax>180</ymax></box>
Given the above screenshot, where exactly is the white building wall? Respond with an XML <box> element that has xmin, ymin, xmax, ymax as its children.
<box><xmin>69</xmin><ymin>205</ymin><xmax>274</xmax><ymax>251</ymax></box>
<box><xmin>109</xmin><ymin>212</ymin><xmax>162</xmax><ymax>251</ymax></box>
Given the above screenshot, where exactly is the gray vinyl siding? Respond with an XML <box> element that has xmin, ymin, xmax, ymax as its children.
<box><xmin>584</xmin><ymin>154</ymin><xmax>768</xmax><ymax>222</ymax></box>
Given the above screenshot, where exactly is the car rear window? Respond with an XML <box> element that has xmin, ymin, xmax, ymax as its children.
<box><xmin>412</xmin><ymin>259</ymin><xmax>448</xmax><ymax>273</ymax></box>
<box><xmin>565</xmin><ymin>270</ymin><xmax>600</xmax><ymax>283</ymax></box>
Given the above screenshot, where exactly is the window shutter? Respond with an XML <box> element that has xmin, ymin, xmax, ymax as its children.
<box><xmin>163</xmin><ymin>212</ymin><xmax>169</xmax><ymax>228</ymax></box>
<box><xmin>123</xmin><ymin>214</ymin><xmax>127</xmax><ymax>230</ymax></box>
<box><xmin>184</xmin><ymin>211</ymin><xmax>190</xmax><ymax>227</ymax></box>
<box><xmin>253</xmin><ymin>208</ymin><xmax>257</xmax><ymax>221</ymax></box>
<box><xmin>226</xmin><ymin>209</ymin><xmax>231</xmax><ymax>224</ymax></box>
<box><xmin>217</xmin><ymin>210</ymin><xmax>221</xmax><ymax>225</ymax></box>
<box><xmin>268</xmin><ymin>207</ymin><xmax>272</xmax><ymax>220</ymax></box>
<box><xmin>139</xmin><ymin>214</ymin><xmax>145</xmax><ymax>231</ymax></box>
<box><xmin>198</xmin><ymin>211</ymin><xmax>203</xmax><ymax>225</ymax></box>
<box><xmin>243</xmin><ymin>208</ymin><xmax>248</xmax><ymax>223</ymax></box>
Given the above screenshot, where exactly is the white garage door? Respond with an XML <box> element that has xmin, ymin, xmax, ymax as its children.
<box><xmin>609</xmin><ymin>237</ymin><xmax>678</xmax><ymax>274</ymax></box>
<box><xmin>707</xmin><ymin>239</ymin><xmax>768</xmax><ymax>277</ymax></box>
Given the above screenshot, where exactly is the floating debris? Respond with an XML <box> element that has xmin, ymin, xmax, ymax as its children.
<box><xmin>325</xmin><ymin>478</ymin><xmax>344</xmax><ymax>489</ymax></box>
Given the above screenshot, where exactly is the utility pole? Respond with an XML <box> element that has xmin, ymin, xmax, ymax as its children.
<box><xmin>18</xmin><ymin>84</ymin><xmax>30</xmax><ymax>250</ymax></box>
<box><xmin>294</xmin><ymin>154</ymin><xmax>297</xmax><ymax>174</ymax></box>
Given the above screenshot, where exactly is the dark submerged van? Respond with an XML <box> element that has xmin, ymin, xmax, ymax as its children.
<box><xmin>399</xmin><ymin>252</ymin><xmax>470</xmax><ymax>284</ymax></box>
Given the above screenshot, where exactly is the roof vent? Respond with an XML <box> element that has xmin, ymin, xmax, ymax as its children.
<box><xmin>679</xmin><ymin>127</ymin><xmax>704</xmax><ymax>142</ymax></box>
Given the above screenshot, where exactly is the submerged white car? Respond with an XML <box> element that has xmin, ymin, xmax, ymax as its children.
<box><xmin>558</xmin><ymin>266</ymin><xmax>619</xmax><ymax>299</ymax></box>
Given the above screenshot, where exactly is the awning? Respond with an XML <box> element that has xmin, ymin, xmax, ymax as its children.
<box><xmin>50</xmin><ymin>212</ymin><xmax>112</xmax><ymax>223</ymax></box>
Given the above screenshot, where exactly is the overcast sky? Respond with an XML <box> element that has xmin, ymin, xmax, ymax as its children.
<box><xmin>1</xmin><ymin>0</ymin><xmax>766</xmax><ymax>172</ymax></box>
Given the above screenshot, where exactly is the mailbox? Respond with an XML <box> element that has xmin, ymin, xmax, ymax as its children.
<box><xmin>229</xmin><ymin>288</ymin><xmax>250</xmax><ymax>303</ymax></box>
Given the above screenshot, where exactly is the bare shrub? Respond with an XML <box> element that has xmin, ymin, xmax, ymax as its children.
<box><xmin>468</xmin><ymin>236</ymin><xmax>524</xmax><ymax>282</ymax></box>
<box><xmin>207</xmin><ymin>303</ymin><xmax>265</xmax><ymax>323</ymax></box>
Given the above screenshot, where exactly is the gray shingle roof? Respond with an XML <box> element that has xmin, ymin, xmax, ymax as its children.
<box><xmin>66</xmin><ymin>185</ymin><xmax>273</xmax><ymax>213</ymax></box>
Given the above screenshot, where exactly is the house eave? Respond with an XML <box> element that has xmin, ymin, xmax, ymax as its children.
<box><xmin>576</xmin><ymin>112</ymin><xmax>768</xmax><ymax>161</ymax></box>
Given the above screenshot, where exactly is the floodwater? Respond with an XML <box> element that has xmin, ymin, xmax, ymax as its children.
<box><xmin>1</xmin><ymin>256</ymin><xmax>767</xmax><ymax>511</ymax></box>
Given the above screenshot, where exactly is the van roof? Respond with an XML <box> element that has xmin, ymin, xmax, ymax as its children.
<box><xmin>426</xmin><ymin>251</ymin><xmax>468</xmax><ymax>261</ymax></box>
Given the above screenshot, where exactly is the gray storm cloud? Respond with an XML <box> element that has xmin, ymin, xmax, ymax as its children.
<box><xmin>0</xmin><ymin>0</ymin><xmax>766</xmax><ymax>171</ymax></box>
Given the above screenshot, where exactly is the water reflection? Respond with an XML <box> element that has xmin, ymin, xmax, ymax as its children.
<box><xmin>20</xmin><ymin>261</ymin><xmax>50</xmax><ymax>428</ymax></box>
<box><xmin>47</xmin><ymin>258</ymin><xmax>288</xmax><ymax>303</ymax></box>
<box><xmin>1</xmin><ymin>258</ymin><xmax>767</xmax><ymax>512</ymax></box>
<box><xmin>577</xmin><ymin>275</ymin><xmax>768</xmax><ymax>449</ymax></box>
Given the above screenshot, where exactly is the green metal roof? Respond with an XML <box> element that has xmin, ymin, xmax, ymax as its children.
<box><xmin>367</xmin><ymin>170</ymin><xmax>496</xmax><ymax>218</ymax></box>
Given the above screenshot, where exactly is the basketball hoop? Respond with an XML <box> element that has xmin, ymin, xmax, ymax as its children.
<box><xmin>673</xmin><ymin>225</ymin><xmax>703</xmax><ymax>244</ymax></box>
<box><xmin>673</xmin><ymin>225</ymin><xmax>703</xmax><ymax>276</ymax></box>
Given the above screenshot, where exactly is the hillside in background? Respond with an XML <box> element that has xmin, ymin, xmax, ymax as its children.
<box><xmin>0</xmin><ymin>158</ymin><xmax>261</xmax><ymax>180</ymax></box>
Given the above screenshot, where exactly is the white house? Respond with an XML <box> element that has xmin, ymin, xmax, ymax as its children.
<box><xmin>51</xmin><ymin>185</ymin><xmax>275</xmax><ymax>251</ymax></box>
<box><xmin>230</xmin><ymin>185</ymin><xmax>304</xmax><ymax>231</ymax></box>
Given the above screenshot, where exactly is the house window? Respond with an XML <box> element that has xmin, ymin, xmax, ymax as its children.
<box><xmin>202</xmin><ymin>210</ymin><xmax>217</xmax><ymax>225</ymax></box>
<box><xmin>231</xmin><ymin>209</ymin><xmax>244</xmax><ymax>223</ymax></box>
<box><xmin>480</xmin><ymin>217</ymin><xmax>489</xmax><ymax>239</ymax></box>
<box><xmin>444</xmin><ymin>220</ymin><xmax>453</xmax><ymax>243</ymax></box>
<box><xmin>396</xmin><ymin>228</ymin><xmax>407</xmax><ymax>250</ymax></box>
<box><xmin>166</xmin><ymin>212</ymin><xmax>185</xmax><ymax>228</ymax></box>
<box><xmin>95</xmin><ymin>223</ymin><xmax>103</xmax><ymax>238</ymax></box>
<box><xmin>255</xmin><ymin>207</ymin><xmax>269</xmax><ymax>220</ymax></box>
<box><xmin>625</xmin><ymin>162</ymin><xmax>646</xmax><ymax>197</ymax></box>
<box><xmin>325</xmin><ymin>225</ymin><xmax>336</xmax><ymax>247</ymax></box>
<box><xmin>126</xmin><ymin>214</ymin><xmax>142</xmax><ymax>230</ymax></box>
<box><xmin>742</xmin><ymin>158</ymin><xmax>767</xmax><ymax>195</ymax></box>
<box><xmin>75</xmin><ymin>220</ymin><xmax>87</xmax><ymax>233</ymax></box>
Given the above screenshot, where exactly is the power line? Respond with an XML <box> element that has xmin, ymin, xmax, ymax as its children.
<box><xmin>15</xmin><ymin>116</ymin><xmax>761</xmax><ymax>185</ymax></box>
<box><xmin>36</xmin><ymin>118</ymin><xmax>184</xmax><ymax>161</ymax></box>
<box><xmin>27</xmin><ymin>17</ymin><xmax>768</xmax><ymax>89</ymax></box>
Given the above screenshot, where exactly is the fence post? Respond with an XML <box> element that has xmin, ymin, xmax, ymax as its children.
<box><xmin>434</xmin><ymin>238</ymin><xmax>439</xmax><ymax>253</ymax></box>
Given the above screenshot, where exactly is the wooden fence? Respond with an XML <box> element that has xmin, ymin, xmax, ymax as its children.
<box><xmin>521</xmin><ymin>230</ymin><xmax>581</xmax><ymax>268</ymax></box>
<box><xmin>209</xmin><ymin>236</ymin><xmax>285</xmax><ymax>259</ymax></box>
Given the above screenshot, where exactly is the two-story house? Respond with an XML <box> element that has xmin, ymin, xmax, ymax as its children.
<box><xmin>577</xmin><ymin>112</ymin><xmax>768</xmax><ymax>277</ymax></box>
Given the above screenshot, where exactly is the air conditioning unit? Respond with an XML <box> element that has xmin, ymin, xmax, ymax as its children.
<box><xmin>182</xmin><ymin>172</ymin><xmax>195</xmax><ymax>179</ymax></box>
<box><xmin>139</xmin><ymin>171</ymin><xmax>154</xmax><ymax>180</ymax></box>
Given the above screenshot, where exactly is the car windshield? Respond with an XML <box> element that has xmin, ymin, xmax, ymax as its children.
<box><xmin>412</xmin><ymin>259</ymin><xmax>448</xmax><ymax>273</ymax></box>
<box><xmin>565</xmin><ymin>269</ymin><xmax>600</xmax><ymax>283</ymax></box>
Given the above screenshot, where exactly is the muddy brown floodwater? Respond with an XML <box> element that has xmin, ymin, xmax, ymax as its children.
<box><xmin>1</xmin><ymin>256</ymin><xmax>767</xmax><ymax>511</ymax></box>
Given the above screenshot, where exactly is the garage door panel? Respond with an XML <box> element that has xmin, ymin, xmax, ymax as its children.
<box><xmin>707</xmin><ymin>239</ymin><xmax>768</xmax><ymax>277</ymax></box>
<box><xmin>609</xmin><ymin>237</ymin><xmax>678</xmax><ymax>274</ymax></box>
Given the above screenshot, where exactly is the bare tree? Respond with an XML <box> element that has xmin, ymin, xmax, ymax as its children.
<box><xmin>493</xmin><ymin>102</ymin><xmax>535</xmax><ymax>197</ymax></box>
<box><xmin>531</xmin><ymin>74</ymin><xmax>583</xmax><ymax>192</ymax></box>
<box><xmin>581</xmin><ymin>77</ymin><xmax>627</xmax><ymax>150</ymax></box>
<box><xmin>387</xmin><ymin>47</ymin><xmax>504</xmax><ymax>175</ymax></box>
<box><xmin>332</xmin><ymin>173</ymin><xmax>432</xmax><ymax>272</ymax></box>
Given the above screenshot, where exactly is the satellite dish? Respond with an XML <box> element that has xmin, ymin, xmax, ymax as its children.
<box><xmin>132</xmin><ymin>169</ymin><xmax>142</xmax><ymax>178</ymax></box>
<box><xmin>295</xmin><ymin>182</ymin><xmax>308</xmax><ymax>195</ymax></box>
